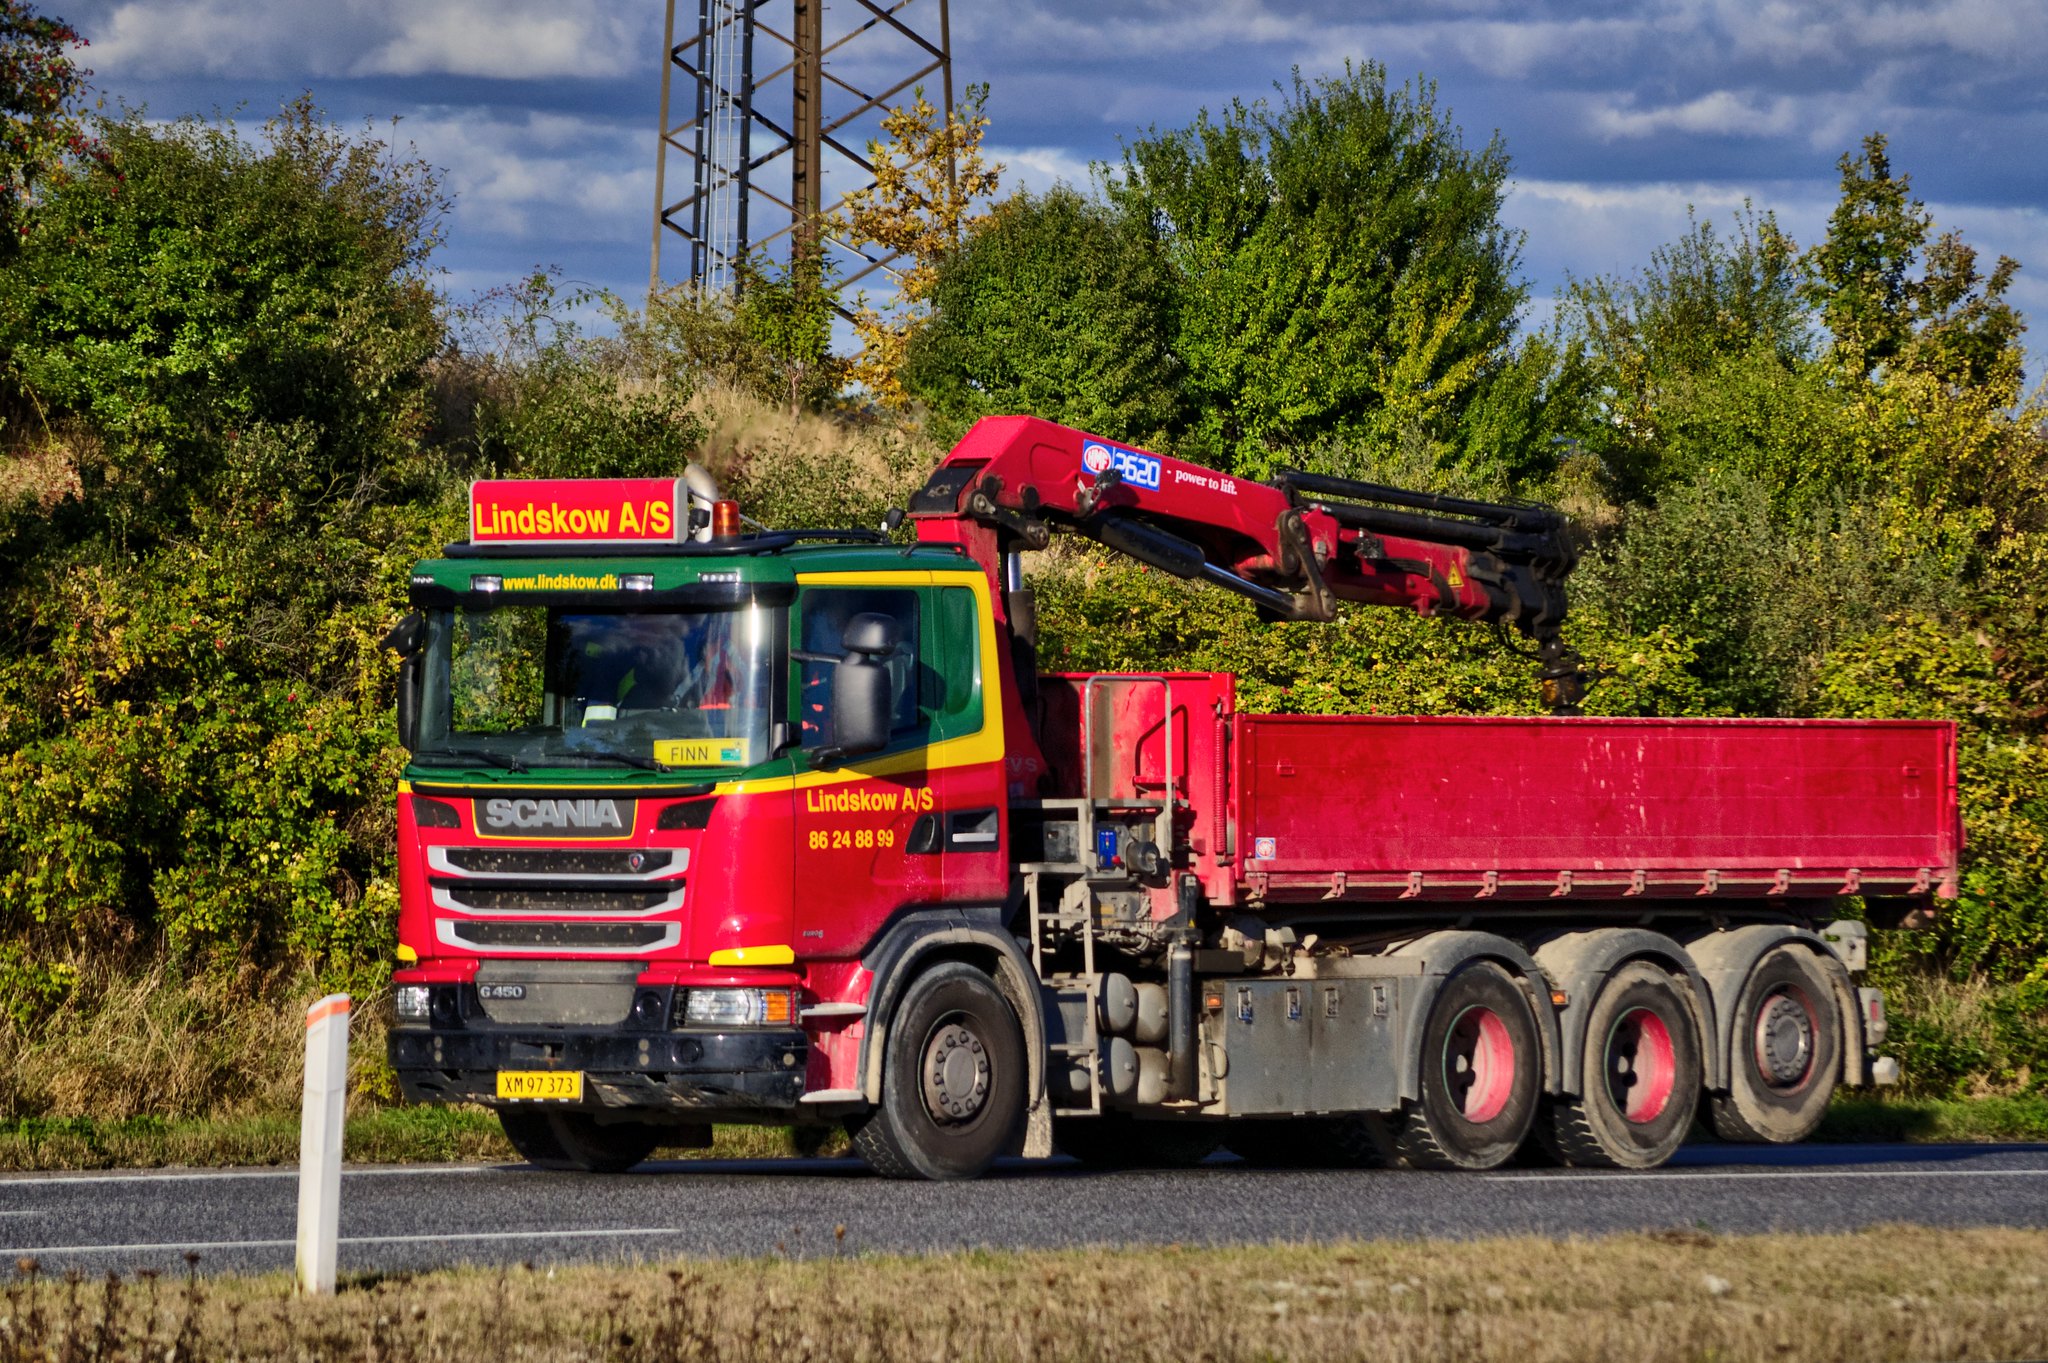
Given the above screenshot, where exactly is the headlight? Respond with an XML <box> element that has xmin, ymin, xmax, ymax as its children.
<box><xmin>682</xmin><ymin>987</ymin><xmax>795</xmax><ymax>1027</ymax></box>
<box><xmin>394</xmin><ymin>984</ymin><xmax>432</xmax><ymax>1021</ymax></box>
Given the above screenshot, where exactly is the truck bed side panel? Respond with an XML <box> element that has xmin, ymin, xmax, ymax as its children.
<box><xmin>1231</xmin><ymin>715</ymin><xmax>1959</xmax><ymax>901</ymax></box>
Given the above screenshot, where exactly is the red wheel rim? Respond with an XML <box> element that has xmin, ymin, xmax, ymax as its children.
<box><xmin>1608</xmin><ymin>1006</ymin><xmax>1676</xmax><ymax>1123</ymax></box>
<box><xmin>1446</xmin><ymin>1006</ymin><xmax>1515</xmax><ymax>1123</ymax></box>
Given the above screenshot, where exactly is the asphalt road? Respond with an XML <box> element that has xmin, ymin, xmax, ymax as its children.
<box><xmin>3</xmin><ymin>1143</ymin><xmax>2046</xmax><ymax>1278</ymax></box>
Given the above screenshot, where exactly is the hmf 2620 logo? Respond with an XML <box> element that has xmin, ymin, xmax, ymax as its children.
<box><xmin>1081</xmin><ymin>441</ymin><xmax>1162</xmax><ymax>490</ymax></box>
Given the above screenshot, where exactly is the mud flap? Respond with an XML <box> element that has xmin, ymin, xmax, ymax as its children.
<box><xmin>1023</xmin><ymin>1094</ymin><xmax>1054</xmax><ymax>1158</ymax></box>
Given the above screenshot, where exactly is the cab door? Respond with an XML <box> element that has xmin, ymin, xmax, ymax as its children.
<box><xmin>927</xmin><ymin>581</ymin><xmax>1008</xmax><ymax>908</ymax></box>
<box><xmin>789</xmin><ymin>583</ymin><xmax>940</xmax><ymax>956</ymax></box>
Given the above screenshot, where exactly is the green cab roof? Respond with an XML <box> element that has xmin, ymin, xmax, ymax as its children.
<box><xmin>407</xmin><ymin>540</ymin><xmax>977</xmax><ymax>597</ymax></box>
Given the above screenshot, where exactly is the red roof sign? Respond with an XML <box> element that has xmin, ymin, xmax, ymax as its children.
<box><xmin>470</xmin><ymin>478</ymin><xmax>684</xmax><ymax>545</ymax></box>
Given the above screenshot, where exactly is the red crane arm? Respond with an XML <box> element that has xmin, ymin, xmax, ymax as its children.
<box><xmin>907</xmin><ymin>417</ymin><xmax>1587</xmax><ymax>709</ymax></box>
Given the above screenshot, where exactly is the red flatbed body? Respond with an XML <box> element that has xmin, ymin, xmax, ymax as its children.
<box><xmin>1038</xmin><ymin>673</ymin><xmax>1960</xmax><ymax>911</ymax></box>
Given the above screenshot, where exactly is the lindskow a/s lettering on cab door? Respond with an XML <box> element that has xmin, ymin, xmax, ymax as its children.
<box><xmin>474</xmin><ymin>797</ymin><xmax>637</xmax><ymax>837</ymax></box>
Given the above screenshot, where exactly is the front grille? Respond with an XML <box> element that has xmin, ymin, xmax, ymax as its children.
<box><xmin>447</xmin><ymin>921</ymin><xmax>675</xmax><ymax>950</ymax></box>
<box><xmin>442</xmin><ymin>886</ymin><xmax>676</xmax><ymax>914</ymax></box>
<box><xmin>443</xmin><ymin>848</ymin><xmax>675</xmax><ymax>877</ymax></box>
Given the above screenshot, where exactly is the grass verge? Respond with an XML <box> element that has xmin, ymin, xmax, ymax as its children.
<box><xmin>1816</xmin><ymin>1093</ymin><xmax>2048</xmax><ymax>1143</ymax></box>
<box><xmin>4</xmin><ymin>1227</ymin><xmax>2046</xmax><ymax>1361</ymax></box>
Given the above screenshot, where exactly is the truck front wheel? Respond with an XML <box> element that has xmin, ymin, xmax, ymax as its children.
<box><xmin>1540</xmin><ymin>962</ymin><xmax>1702</xmax><ymax>1168</ymax></box>
<box><xmin>1709</xmin><ymin>946</ymin><xmax>1840</xmax><ymax>1143</ymax></box>
<box><xmin>849</xmin><ymin>961</ymin><xmax>1027</xmax><ymax>1180</ymax></box>
<box><xmin>498</xmin><ymin>1110</ymin><xmax>666</xmax><ymax>1173</ymax></box>
<box><xmin>1384</xmin><ymin>961</ymin><xmax>1542</xmax><ymax>1171</ymax></box>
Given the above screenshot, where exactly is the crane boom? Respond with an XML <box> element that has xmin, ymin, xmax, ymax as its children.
<box><xmin>907</xmin><ymin>416</ymin><xmax>1588</xmax><ymax>710</ymax></box>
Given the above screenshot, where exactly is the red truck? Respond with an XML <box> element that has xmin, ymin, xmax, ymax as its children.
<box><xmin>383</xmin><ymin>416</ymin><xmax>1955</xmax><ymax>1177</ymax></box>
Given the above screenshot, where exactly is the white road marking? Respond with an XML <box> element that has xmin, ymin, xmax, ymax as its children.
<box><xmin>1486</xmin><ymin>1167</ymin><xmax>2048</xmax><ymax>1183</ymax></box>
<box><xmin>1</xmin><ymin>1227</ymin><xmax>688</xmax><ymax>1257</ymax></box>
<box><xmin>0</xmin><ymin>1164</ymin><xmax>499</xmax><ymax>1188</ymax></box>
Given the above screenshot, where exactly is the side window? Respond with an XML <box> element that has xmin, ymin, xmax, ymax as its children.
<box><xmin>933</xmin><ymin>587</ymin><xmax>979</xmax><ymax>719</ymax></box>
<box><xmin>795</xmin><ymin>588</ymin><xmax>921</xmax><ymax>749</ymax></box>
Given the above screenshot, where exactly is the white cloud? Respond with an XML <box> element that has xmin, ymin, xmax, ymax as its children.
<box><xmin>400</xmin><ymin>108</ymin><xmax>651</xmax><ymax>244</ymax></box>
<box><xmin>78</xmin><ymin>0</ymin><xmax>656</xmax><ymax>81</ymax></box>
<box><xmin>1505</xmin><ymin>176</ymin><xmax>1837</xmax><ymax>286</ymax></box>
<box><xmin>985</xmin><ymin>145</ymin><xmax>1099</xmax><ymax>195</ymax></box>
<box><xmin>1590</xmin><ymin>90</ymin><xmax>1805</xmax><ymax>141</ymax></box>
<box><xmin>352</xmin><ymin>3</ymin><xmax>641</xmax><ymax>80</ymax></box>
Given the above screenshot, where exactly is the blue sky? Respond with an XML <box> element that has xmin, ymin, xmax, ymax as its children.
<box><xmin>52</xmin><ymin>0</ymin><xmax>2048</xmax><ymax>380</ymax></box>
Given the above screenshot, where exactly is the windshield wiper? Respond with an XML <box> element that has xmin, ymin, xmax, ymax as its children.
<box><xmin>555</xmin><ymin>751</ymin><xmax>671</xmax><ymax>773</ymax></box>
<box><xmin>413</xmin><ymin>747</ymin><xmax>532</xmax><ymax>774</ymax></box>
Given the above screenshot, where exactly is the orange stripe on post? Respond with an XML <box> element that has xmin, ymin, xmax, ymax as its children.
<box><xmin>305</xmin><ymin>997</ymin><xmax>352</xmax><ymax>1029</ymax></box>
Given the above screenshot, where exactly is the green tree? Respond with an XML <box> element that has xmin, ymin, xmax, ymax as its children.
<box><xmin>735</xmin><ymin>247</ymin><xmax>843</xmax><ymax>414</ymax></box>
<box><xmin>0</xmin><ymin>0</ymin><xmax>102</xmax><ymax>249</ymax></box>
<box><xmin>1561</xmin><ymin>205</ymin><xmax>1813</xmax><ymax>501</ymax></box>
<box><xmin>1107</xmin><ymin>62</ymin><xmax>1525</xmax><ymax>476</ymax></box>
<box><xmin>0</xmin><ymin>103</ymin><xmax>452</xmax><ymax>986</ymax></box>
<box><xmin>0</xmin><ymin>98</ymin><xmax>445</xmax><ymax>547</ymax></box>
<box><xmin>905</xmin><ymin>186</ymin><xmax>1183</xmax><ymax>444</ymax></box>
<box><xmin>445</xmin><ymin>270</ymin><xmax>705</xmax><ymax>483</ymax></box>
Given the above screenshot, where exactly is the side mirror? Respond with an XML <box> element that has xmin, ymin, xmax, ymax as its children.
<box><xmin>395</xmin><ymin>654</ymin><xmax>421</xmax><ymax>752</ymax></box>
<box><xmin>381</xmin><ymin>612</ymin><xmax>424</xmax><ymax>658</ymax></box>
<box><xmin>819</xmin><ymin>613</ymin><xmax>898</xmax><ymax>762</ymax></box>
<box><xmin>382</xmin><ymin>613</ymin><xmax>425</xmax><ymax>752</ymax></box>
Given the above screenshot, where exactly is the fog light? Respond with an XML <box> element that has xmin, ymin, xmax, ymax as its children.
<box><xmin>631</xmin><ymin>988</ymin><xmax>668</xmax><ymax>1028</ymax></box>
<box><xmin>683</xmin><ymin>987</ymin><xmax>795</xmax><ymax>1027</ymax></box>
<box><xmin>469</xmin><ymin>574</ymin><xmax>502</xmax><ymax>593</ymax></box>
<box><xmin>622</xmin><ymin>573</ymin><xmax>655</xmax><ymax>591</ymax></box>
<box><xmin>395</xmin><ymin>985</ymin><xmax>431</xmax><ymax>1021</ymax></box>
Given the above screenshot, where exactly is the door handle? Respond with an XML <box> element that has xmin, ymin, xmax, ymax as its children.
<box><xmin>945</xmin><ymin>807</ymin><xmax>1000</xmax><ymax>850</ymax></box>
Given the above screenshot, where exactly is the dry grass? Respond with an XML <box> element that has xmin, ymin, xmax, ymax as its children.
<box><xmin>0</xmin><ymin>431</ymin><xmax>85</xmax><ymax>512</ymax></box>
<box><xmin>686</xmin><ymin>380</ymin><xmax>935</xmax><ymax>532</ymax></box>
<box><xmin>2</xmin><ymin>1227</ymin><xmax>2045</xmax><ymax>1362</ymax></box>
<box><xmin>0</xmin><ymin>961</ymin><xmax>318</xmax><ymax>1123</ymax></box>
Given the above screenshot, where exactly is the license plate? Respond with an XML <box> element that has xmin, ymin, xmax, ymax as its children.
<box><xmin>496</xmin><ymin>1070</ymin><xmax>583</xmax><ymax>1101</ymax></box>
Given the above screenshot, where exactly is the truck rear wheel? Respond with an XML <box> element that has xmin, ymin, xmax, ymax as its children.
<box><xmin>1384</xmin><ymin>961</ymin><xmax>1541</xmax><ymax>1171</ymax></box>
<box><xmin>1542</xmin><ymin>963</ymin><xmax>1702</xmax><ymax>1168</ymax></box>
<box><xmin>499</xmin><ymin>1111</ymin><xmax>664</xmax><ymax>1172</ymax></box>
<box><xmin>1709</xmin><ymin>946</ymin><xmax>1840</xmax><ymax>1143</ymax></box>
<box><xmin>849</xmin><ymin>962</ymin><xmax>1026</xmax><ymax>1180</ymax></box>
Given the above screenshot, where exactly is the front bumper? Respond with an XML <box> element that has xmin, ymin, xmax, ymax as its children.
<box><xmin>390</xmin><ymin>1025</ymin><xmax>809</xmax><ymax>1112</ymax></box>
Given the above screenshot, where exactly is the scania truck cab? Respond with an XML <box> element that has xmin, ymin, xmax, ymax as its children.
<box><xmin>387</xmin><ymin>473</ymin><xmax>1022</xmax><ymax>1173</ymax></box>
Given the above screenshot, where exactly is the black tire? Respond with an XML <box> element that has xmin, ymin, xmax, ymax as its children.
<box><xmin>1227</xmin><ymin>1118</ymin><xmax>1383</xmax><ymax>1169</ymax></box>
<box><xmin>1543</xmin><ymin>962</ymin><xmax>1703</xmax><ymax>1169</ymax></box>
<box><xmin>1382</xmin><ymin>961</ymin><xmax>1543</xmax><ymax>1171</ymax></box>
<box><xmin>1057</xmin><ymin>1115</ymin><xmax>1220</xmax><ymax>1169</ymax></box>
<box><xmin>499</xmin><ymin>1110</ymin><xmax>665</xmax><ymax>1172</ymax></box>
<box><xmin>1709</xmin><ymin>946</ymin><xmax>1840</xmax><ymax>1143</ymax></box>
<box><xmin>499</xmin><ymin>1110</ymin><xmax>574</xmax><ymax>1169</ymax></box>
<box><xmin>546</xmin><ymin>1113</ymin><xmax>665</xmax><ymax>1173</ymax></box>
<box><xmin>848</xmin><ymin>961</ymin><xmax>1027</xmax><ymax>1180</ymax></box>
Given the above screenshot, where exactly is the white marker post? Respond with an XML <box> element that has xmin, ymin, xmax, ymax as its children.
<box><xmin>296</xmin><ymin>993</ymin><xmax>351</xmax><ymax>1296</ymax></box>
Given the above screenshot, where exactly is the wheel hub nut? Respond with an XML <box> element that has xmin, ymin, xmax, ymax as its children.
<box><xmin>923</xmin><ymin>1023</ymin><xmax>990</xmax><ymax>1122</ymax></box>
<box><xmin>1756</xmin><ymin>994</ymin><xmax>1813</xmax><ymax>1086</ymax></box>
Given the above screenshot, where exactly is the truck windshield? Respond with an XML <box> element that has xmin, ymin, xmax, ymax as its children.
<box><xmin>416</xmin><ymin>602</ymin><xmax>777</xmax><ymax>772</ymax></box>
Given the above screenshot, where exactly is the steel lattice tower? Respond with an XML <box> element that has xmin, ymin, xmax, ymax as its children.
<box><xmin>650</xmin><ymin>0</ymin><xmax>956</xmax><ymax>298</ymax></box>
